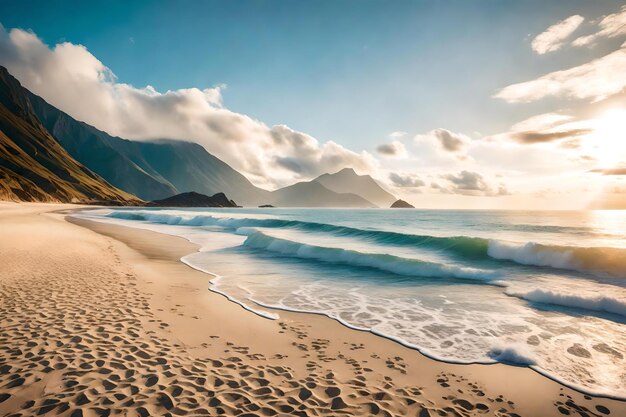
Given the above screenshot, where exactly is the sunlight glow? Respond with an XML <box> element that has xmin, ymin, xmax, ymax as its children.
<box><xmin>591</xmin><ymin>108</ymin><xmax>626</xmax><ymax>166</ymax></box>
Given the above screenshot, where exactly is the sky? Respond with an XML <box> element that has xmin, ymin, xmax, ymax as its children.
<box><xmin>0</xmin><ymin>0</ymin><xmax>625</xmax><ymax>209</ymax></box>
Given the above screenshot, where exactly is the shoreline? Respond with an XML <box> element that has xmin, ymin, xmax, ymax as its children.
<box><xmin>68</xmin><ymin>210</ymin><xmax>626</xmax><ymax>402</ymax></box>
<box><xmin>68</xmin><ymin>209</ymin><xmax>626</xmax><ymax>410</ymax></box>
<box><xmin>0</xmin><ymin>202</ymin><xmax>623</xmax><ymax>416</ymax></box>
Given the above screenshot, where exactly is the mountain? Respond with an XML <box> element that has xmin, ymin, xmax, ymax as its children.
<box><xmin>0</xmin><ymin>65</ymin><xmax>385</xmax><ymax>208</ymax></box>
<box><xmin>390</xmin><ymin>199</ymin><xmax>414</xmax><ymax>208</ymax></box>
<box><xmin>24</xmin><ymin>83</ymin><xmax>380</xmax><ymax>208</ymax></box>
<box><xmin>149</xmin><ymin>191</ymin><xmax>239</xmax><ymax>207</ymax></box>
<box><xmin>315</xmin><ymin>168</ymin><xmax>396</xmax><ymax>207</ymax></box>
<box><xmin>0</xmin><ymin>66</ymin><xmax>139</xmax><ymax>204</ymax></box>
<box><xmin>271</xmin><ymin>179</ymin><xmax>375</xmax><ymax>207</ymax></box>
<box><xmin>27</xmin><ymin>91</ymin><xmax>271</xmax><ymax>205</ymax></box>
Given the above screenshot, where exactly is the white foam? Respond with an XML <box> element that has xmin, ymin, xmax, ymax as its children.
<box><xmin>74</xmin><ymin>207</ymin><xmax>626</xmax><ymax>400</ymax></box>
<box><xmin>488</xmin><ymin>240</ymin><xmax>577</xmax><ymax>270</ymax></box>
<box><xmin>243</xmin><ymin>230</ymin><xmax>498</xmax><ymax>281</ymax></box>
<box><xmin>505</xmin><ymin>287</ymin><xmax>626</xmax><ymax>318</ymax></box>
<box><xmin>488</xmin><ymin>343</ymin><xmax>537</xmax><ymax>365</ymax></box>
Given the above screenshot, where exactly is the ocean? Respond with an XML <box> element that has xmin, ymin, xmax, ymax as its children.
<box><xmin>75</xmin><ymin>208</ymin><xmax>626</xmax><ymax>399</ymax></box>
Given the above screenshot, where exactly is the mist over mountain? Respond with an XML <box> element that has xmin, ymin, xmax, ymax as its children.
<box><xmin>28</xmin><ymin>90</ymin><xmax>271</xmax><ymax>205</ymax></box>
<box><xmin>0</xmin><ymin>65</ymin><xmax>395</xmax><ymax>207</ymax></box>
<box><xmin>271</xmin><ymin>179</ymin><xmax>376</xmax><ymax>208</ymax></box>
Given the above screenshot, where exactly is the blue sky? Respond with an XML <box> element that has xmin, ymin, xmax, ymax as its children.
<box><xmin>1</xmin><ymin>1</ymin><xmax>625</xmax><ymax>208</ymax></box>
<box><xmin>1</xmin><ymin>0</ymin><xmax>621</xmax><ymax>146</ymax></box>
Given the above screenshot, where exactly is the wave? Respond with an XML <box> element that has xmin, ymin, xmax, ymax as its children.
<box><xmin>505</xmin><ymin>287</ymin><xmax>626</xmax><ymax>318</ymax></box>
<box><xmin>487</xmin><ymin>241</ymin><xmax>626</xmax><ymax>279</ymax></box>
<box><xmin>241</xmin><ymin>230</ymin><xmax>498</xmax><ymax>281</ymax></box>
<box><xmin>100</xmin><ymin>209</ymin><xmax>626</xmax><ymax>279</ymax></box>
<box><xmin>488</xmin><ymin>344</ymin><xmax>537</xmax><ymax>365</ymax></box>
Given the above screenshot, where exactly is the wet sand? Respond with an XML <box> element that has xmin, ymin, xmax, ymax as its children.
<box><xmin>0</xmin><ymin>202</ymin><xmax>623</xmax><ymax>417</ymax></box>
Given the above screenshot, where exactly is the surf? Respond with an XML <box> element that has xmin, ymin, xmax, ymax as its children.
<box><xmin>102</xmin><ymin>209</ymin><xmax>626</xmax><ymax>279</ymax></box>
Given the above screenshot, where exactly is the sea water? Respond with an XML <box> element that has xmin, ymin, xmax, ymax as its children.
<box><xmin>75</xmin><ymin>208</ymin><xmax>626</xmax><ymax>398</ymax></box>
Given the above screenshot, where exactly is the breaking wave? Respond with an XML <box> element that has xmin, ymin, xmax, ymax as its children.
<box><xmin>504</xmin><ymin>287</ymin><xmax>626</xmax><ymax>318</ymax></box>
<box><xmin>241</xmin><ymin>229</ymin><xmax>498</xmax><ymax>281</ymax></box>
<box><xmin>102</xmin><ymin>209</ymin><xmax>626</xmax><ymax>279</ymax></box>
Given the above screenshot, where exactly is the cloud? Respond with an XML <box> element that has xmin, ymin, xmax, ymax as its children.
<box><xmin>532</xmin><ymin>15</ymin><xmax>584</xmax><ymax>54</ymax></box>
<box><xmin>376</xmin><ymin>140</ymin><xmax>407</xmax><ymax>157</ymax></box>
<box><xmin>591</xmin><ymin>167</ymin><xmax>626</xmax><ymax>175</ymax></box>
<box><xmin>573</xmin><ymin>6</ymin><xmax>626</xmax><ymax>47</ymax></box>
<box><xmin>511</xmin><ymin>128</ymin><xmax>592</xmax><ymax>144</ymax></box>
<box><xmin>495</xmin><ymin>46</ymin><xmax>626</xmax><ymax>103</ymax></box>
<box><xmin>432</xmin><ymin>128</ymin><xmax>467</xmax><ymax>152</ymax></box>
<box><xmin>415</xmin><ymin>128</ymin><xmax>469</xmax><ymax>154</ymax></box>
<box><xmin>389</xmin><ymin>172</ymin><xmax>425</xmax><ymax>188</ymax></box>
<box><xmin>443</xmin><ymin>171</ymin><xmax>489</xmax><ymax>192</ymax></box>
<box><xmin>441</xmin><ymin>171</ymin><xmax>509</xmax><ymax>196</ymax></box>
<box><xmin>0</xmin><ymin>24</ymin><xmax>376</xmax><ymax>189</ymax></box>
<box><xmin>271</xmin><ymin>125</ymin><xmax>377</xmax><ymax>178</ymax></box>
<box><xmin>505</xmin><ymin>112</ymin><xmax>592</xmax><ymax>145</ymax></box>
<box><xmin>389</xmin><ymin>131</ymin><xmax>407</xmax><ymax>139</ymax></box>
<box><xmin>509</xmin><ymin>112</ymin><xmax>574</xmax><ymax>132</ymax></box>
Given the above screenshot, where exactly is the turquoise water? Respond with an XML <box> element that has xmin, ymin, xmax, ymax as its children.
<box><xmin>76</xmin><ymin>208</ymin><xmax>626</xmax><ymax>398</ymax></box>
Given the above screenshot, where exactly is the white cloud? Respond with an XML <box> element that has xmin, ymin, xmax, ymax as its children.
<box><xmin>532</xmin><ymin>15</ymin><xmax>584</xmax><ymax>54</ymax></box>
<box><xmin>432</xmin><ymin>128</ymin><xmax>468</xmax><ymax>152</ymax></box>
<box><xmin>509</xmin><ymin>112</ymin><xmax>574</xmax><ymax>132</ymax></box>
<box><xmin>495</xmin><ymin>45</ymin><xmax>626</xmax><ymax>103</ymax></box>
<box><xmin>389</xmin><ymin>131</ymin><xmax>407</xmax><ymax>139</ymax></box>
<box><xmin>0</xmin><ymin>25</ymin><xmax>376</xmax><ymax>189</ymax></box>
<box><xmin>414</xmin><ymin>128</ymin><xmax>469</xmax><ymax>153</ymax></box>
<box><xmin>440</xmin><ymin>171</ymin><xmax>509</xmax><ymax>196</ymax></box>
<box><xmin>388</xmin><ymin>172</ymin><xmax>425</xmax><ymax>188</ymax></box>
<box><xmin>573</xmin><ymin>6</ymin><xmax>626</xmax><ymax>47</ymax></box>
<box><xmin>497</xmin><ymin>113</ymin><xmax>593</xmax><ymax>145</ymax></box>
<box><xmin>376</xmin><ymin>140</ymin><xmax>407</xmax><ymax>157</ymax></box>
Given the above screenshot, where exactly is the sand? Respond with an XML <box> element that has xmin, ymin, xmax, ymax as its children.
<box><xmin>0</xmin><ymin>202</ymin><xmax>623</xmax><ymax>417</ymax></box>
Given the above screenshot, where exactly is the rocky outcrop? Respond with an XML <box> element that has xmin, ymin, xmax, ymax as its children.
<box><xmin>148</xmin><ymin>191</ymin><xmax>239</xmax><ymax>207</ymax></box>
<box><xmin>390</xmin><ymin>199</ymin><xmax>415</xmax><ymax>208</ymax></box>
<box><xmin>0</xmin><ymin>66</ymin><xmax>140</xmax><ymax>204</ymax></box>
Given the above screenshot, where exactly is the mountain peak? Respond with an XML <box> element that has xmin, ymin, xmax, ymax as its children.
<box><xmin>337</xmin><ymin>167</ymin><xmax>358</xmax><ymax>175</ymax></box>
<box><xmin>314</xmin><ymin>168</ymin><xmax>397</xmax><ymax>208</ymax></box>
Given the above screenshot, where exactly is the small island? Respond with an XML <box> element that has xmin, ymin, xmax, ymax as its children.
<box><xmin>148</xmin><ymin>191</ymin><xmax>240</xmax><ymax>207</ymax></box>
<box><xmin>390</xmin><ymin>199</ymin><xmax>415</xmax><ymax>208</ymax></box>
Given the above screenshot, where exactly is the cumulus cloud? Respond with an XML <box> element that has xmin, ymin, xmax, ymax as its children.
<box><xmin>415</xmin><ymin>128</ymin><xmax>469</xmax><ymax>154</ymax></box>
<box><xmin>432</xmin><ymin>128</ymin><xmax>467</xmax><ymax>152</ymax></box>
<box><xmin>532</xmin><ymin>15</ymin><xmax>584</xmax><ymax>54</ymax></box>
<box><xmin>494</xmin><ymin>45</ymin><xmax>626</xmax><ymax>103</ymax></box>
<box><xmin>376</xmin><ymin>140</ymin><xmax>407</xmax><ymax>157</ymax></box>
<box><xmin>270</xmin><ymin>125</ymin><xmax>377</xmax><ymax>179</ymax></box>
<box><xmin>440</xmin><ymin>171</ymin><xmax>509</xmax><ymax>196</ymax></box>
<box><xmin>0</xmin><ymin>24</ymin><xmax>376</xmax><ymax>189</ymax></box>
<box><xmin>573</xmin><ymin>6</ymin><xmax>626</xmax><ymax>47</ymax></box>
<box><xmin>389</xmin><ymin>172</ymin><xmax>425</xmax><ymax>188</ymax></box>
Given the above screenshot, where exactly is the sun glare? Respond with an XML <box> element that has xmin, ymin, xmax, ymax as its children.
<box><xmin>592</xmin><ymin>108</ymin><xmax>626</xmax><ymax>166</ymax></box>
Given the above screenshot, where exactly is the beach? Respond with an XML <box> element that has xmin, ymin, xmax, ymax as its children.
<box><xmin>0</xmin><ymin>203</ymin><xmax>623</xmax><ymax>417</ymax></box>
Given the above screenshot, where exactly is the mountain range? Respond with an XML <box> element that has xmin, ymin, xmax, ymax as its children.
<box><xmin>0</xmin><ymin>67</ymin><xmax>138</xmax><ymax>204</ymax></box>
<box><xmin>0</xmin><ymin>65</ymin><xmax>396</xmax><ymax>207</ymax></box>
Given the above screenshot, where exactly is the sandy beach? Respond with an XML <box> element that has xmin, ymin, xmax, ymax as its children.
<box><xmin>0</xmin><ymin>202</ymin><xmax>623</xmax><ymax>417</ymax></box>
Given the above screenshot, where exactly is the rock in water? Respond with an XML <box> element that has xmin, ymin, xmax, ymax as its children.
<box><xmin>390</xmin><ymin>199</ymin><xmax>414</xmax><ymax>208</ymax></box>
<box><xmin>149</xmin><ymin>191</ymin><xmax>239</xmax><ymax>207</ymax></box>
